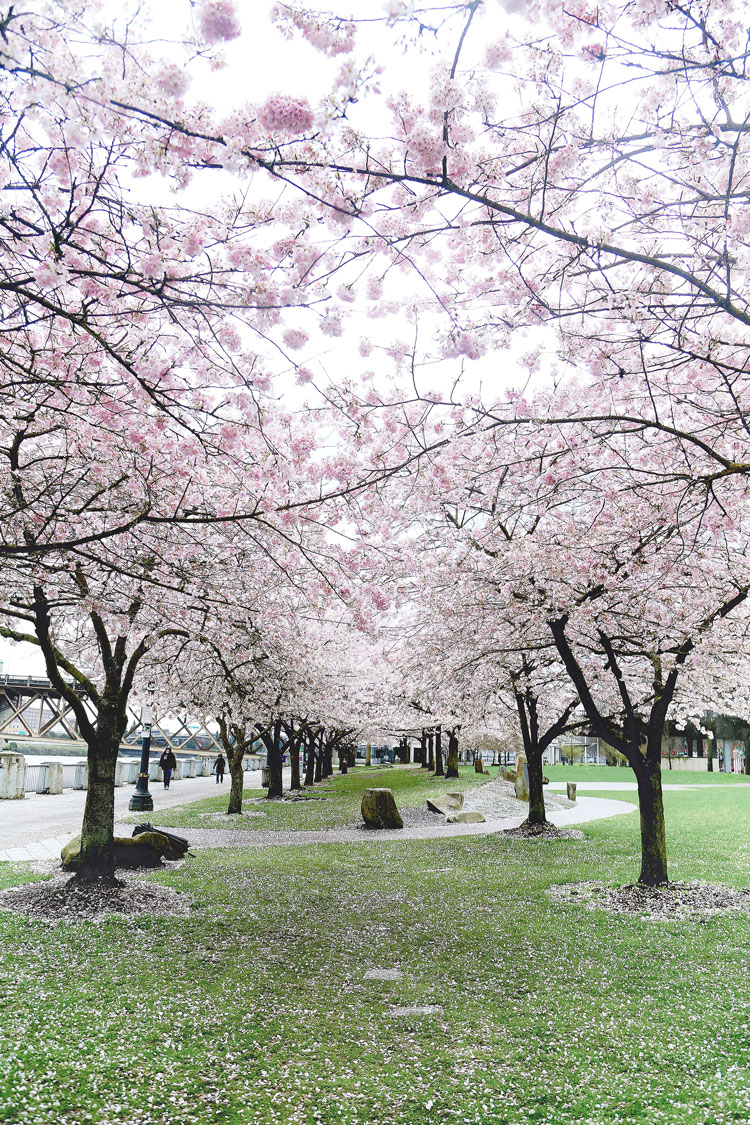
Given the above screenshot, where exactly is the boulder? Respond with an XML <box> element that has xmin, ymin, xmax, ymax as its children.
<box><xmin>502</xmin><ymin>767</ymin><xmax>516</xmax><ymax>783</ymax></box>
<box><xmin>426</xmin><ymin>792</ymin><xmax>464</xmax><ymax>816</ymax></box>
<box><xmin>474</xmin><ymin>759</ymin><xmax>484</xmax><ymax>773</ymax></box>
<box><xmin>514</xmin><ymin>752</ymin><xmax>529</xmax><ymax>800</ymax></box>
<box><xmin>361</xmin><ymin>788</ymin><xmax>403</xmax><ymax>829</ymax></box>
<box><xmin>567</xmin><ymin>781</ymin><xmax>577</xmax><ymax>802</ymax></box>
<box><xmin>446</xmin><ymin>811</ymin><xmax>485</xmax><ymax>824</ymax></box>
<box><xmin>61</xmin><ymin>831</ymin><xmax>184</xmax><ymax>871</ymax></box>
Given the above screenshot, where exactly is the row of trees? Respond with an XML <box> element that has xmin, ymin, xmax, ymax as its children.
<box><xmin>1</xmin><ymin>0</ymin><xmax>749</xmax><ymax>889</ymax></box>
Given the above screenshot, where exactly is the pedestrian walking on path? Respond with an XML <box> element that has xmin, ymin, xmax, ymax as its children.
<box><xmin>159</xmin><ymin>749</ymin><xmax>177</xmax><ymax>789</ymax></box>
<box><xmin>214</xmin><ymin>752</ymin><xmax>226</xmax><ymax>784</ymax></box>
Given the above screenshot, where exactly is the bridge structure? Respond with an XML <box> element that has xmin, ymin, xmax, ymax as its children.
<box><xmin>0</xmin><ymin>675</ymin><xmax>224</xmax><ymax>756</ymax></box>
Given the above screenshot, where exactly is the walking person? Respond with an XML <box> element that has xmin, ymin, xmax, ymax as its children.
<box><xmin>159</xmin><ymin>747</ymin><xmax>177</xmax><ymax>789</ymax></box>
<box><xmin>214</xmin><ymin>751</ymin><xmax>226</xmax><ymax>784</ymax></box>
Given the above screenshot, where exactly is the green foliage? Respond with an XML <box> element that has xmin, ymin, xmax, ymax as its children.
<box><xmin>1</xmin><ymin>787</ymin><xmax>749</xmax><ymax>1123</ymax></box>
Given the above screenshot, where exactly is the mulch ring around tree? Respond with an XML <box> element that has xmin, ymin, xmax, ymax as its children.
<box><xmin>503</xmin><ymin>823</ymin><xmax>585</xmax><ymax>840</ymax></box>
<box><xmin>0</xmin><ymin>872</ymin><xmax>191</xmax><ymax>924</ymax></box>
<box><xmin>547</xmin><ymin>880</ymin><xmax>750</xmax><ymax>921</ymax></box>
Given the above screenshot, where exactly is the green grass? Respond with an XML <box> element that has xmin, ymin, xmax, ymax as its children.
<box><xmin>144</xmin><ymin>764</ymin><xmax>492</xmax><ymax>832</ymax></box>
<box><xmin>2</xmin><ymin>786</ymin><xmax>750</xmax><ymax>1124</ymax></box>
<box><xmin>543</xmin><ymin>762</ymin><xmax>750</xmax><ymax>785</ymax></box>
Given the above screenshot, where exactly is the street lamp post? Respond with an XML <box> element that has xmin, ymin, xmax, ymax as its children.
<box><xmin>129</xmin><ymin>684</ymin><xmax>155</xmax><ymax>812</ymax></box>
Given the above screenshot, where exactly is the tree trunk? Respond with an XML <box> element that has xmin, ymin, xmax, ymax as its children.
<box><xmin>635</xmin><ymin>763</ymin><xmax>669</xmax><ymax>885</ymax></box>
<box><xmin>339</xmin><ymin>743</ymin><xmax>348</xmax><ymax>774</ymax></box>
<box><xmin>304</xmin><ymin>733</ymin><xmax>316</xmax><ymax>786</ymax></box>
<box><xmin>524</xmin><ymin>747</ymin><xmax>547</xmax><ymax>828</ymax></box>
<box><xmin>289</xmin><ymin>737</ymin><xmax>302</xmax><ymax>790</ymax></box>
<box><xmin>434</xmin><ymin>727</ymin><xmax>444</xmax><ymax>776</ymax></box>
<box><xmin>427</xmin><ymin>732</ymin><xmax>434</xmax><ymax>771</ymax></box>
<box><xmin>365</xmin><ymin>742</ymin><xmax>371</xmax><ymax>766</ymax></box>
<box><xmin>314</xmin><ymin>741</ymin><xmax>324</xmax><ymax>782</ymax></box>
<box><xmin>266</xmin><ymin>719</ymin><xmax>283</xmax><ymax>799</ymax></box>
<box><xmin>707</xmin><ymin>737</ymin><xmax>714</xmax><ymax>772</ymax></box>
<box><xmin>446</xmin><ymin>730</ymin><xmax>459</xmax><ymax>779</ymax></box>
<box><xmin>322</xmin><ymin>740</ymin><xmax>333</xmax><ymax>778</ymax></box>
<box><xmin>76</xmin><ymin>705</ymin><xmax>123</xmax><ymax>883</ymax></box>
<box><xmin>227</xmin><ymin>750</ymin><xmax>245</xmax><ymax>814</ymax></box>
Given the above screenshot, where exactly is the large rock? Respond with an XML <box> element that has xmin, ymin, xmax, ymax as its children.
<box><xmin>361</xmin><ymin>788</ymin><xmax>403</xmax><ymax>829</ymax></box>
<box><xmin>446</xmin><ymin>811</ymin><xmax>485</xmax><ymax>824</ymax></box>
<box><xmin>426</xmin><ymin>792</ymin><xmax>464</xmax><ymax>815</ymax></box>
<box><xmin>61</xmin><ymin>831</ymin><xmax>183</xmax><ymax>871</ymax></box>
<box><xmin>514</xmin><ymin>753</ymin><xmax>529</xmax><ymax>800</ymax></box>
<box><xmin>474</xmin><ymin>759</ymin><xmax>485</xmax><ymax>773</ymax></box>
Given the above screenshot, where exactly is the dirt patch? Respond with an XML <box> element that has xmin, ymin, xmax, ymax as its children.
<box><xmin>0</xmin><ymin>872</ymin><xmax>191</xmax><ymax>924</ymax></box>
<box><xmin>503</xmin><ymin>823</ymin><xmax>584</xmax><ymax>840</ymax></box>
<box><xmin>548</xmin><ymin>880</ymin><xmax>750</xmax><ymax>921</ymax></box>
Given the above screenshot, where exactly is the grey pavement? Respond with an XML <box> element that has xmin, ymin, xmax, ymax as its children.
<box><xmin>0</xmin><ymin>769</ymin><xmax>288</xmax><ymax>863</ymax></box>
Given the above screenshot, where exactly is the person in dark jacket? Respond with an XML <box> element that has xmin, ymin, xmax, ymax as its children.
<box><xmin>159</xmin><ymin>748</ymin><xmax>177</xmax><ymax>789</ymax></box>
<box><xmin>214</xmin><ymin>752</ymin><xmax>226</xmax><ymax>784</ymax></box>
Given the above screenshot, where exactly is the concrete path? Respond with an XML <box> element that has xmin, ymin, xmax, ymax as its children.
<box><xmin>0</xmin><ymin>770</ymin><xmax>287</xmax><ymax>863</ymax></box>
<box><xmin>174</xmin><ymin>796</ymin><xmax>635</xmax><ymax>851</ymax></box>
<box><xmin>0</xmin><ymin>774</ymin><xmax>634</xmax><ymax>861</ymax></box>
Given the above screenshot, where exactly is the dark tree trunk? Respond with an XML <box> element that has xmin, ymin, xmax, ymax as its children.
<box><xmin>314</xmin><ymin>739</ymin><xmax>324</xmax><ymax>782</ymax></box>
<box><xmin>227</xmin><ymin>752</ymin><xmax>245</xmax><ymax>814</ymax></box>
<box><xmin>635</xmin><ymin>762</ymin><xmax>669</xmax><ymax>885</ymax></box>
<box><xmin>304</xmin><ymin>732</ymin><xmax>317</xmax><ymax>786</ymax></box>
<box><xmin>77</xmin><ymin>719</ymin><xmax>120</xmax><ymax>882</ymax></box>
<box><xmin>434</xmin><ymin>727</ymin><xmax>444</xmax><ymax>776</ymax></box>
<box><xmin>525</xmin><ymin>747</ymin><xmax>547</xmax><ymax>828</ymax></box>
<box><xmin>446</xmin><ymin>729</ymin><xmax>460</xmax><ymax>779</ymax></box>
<box><xmin>427</xmin><ymin>732</ymin><xmax>434</xmax><ymax>771</ymax></box>
<box><xmin>266</xmin><ymin>719</ymin><xmax>283</xmax><ymax>799</ymax></box>
<box><xmin>339</xmin><ymin>742</ymin><xmax>348</xmax><ymax>774</ymax></box>
<box><xmin>707</xmin><ymin>737</ymin><xmax>714</xmax><ymax>772</ymax></box>
<box><xmin>289</xmin><ymin>736</ymin><xmax>302</xmax><ymax>790</ymax></box>
<box><xmin>419</xmin><ymin>730</ymin><xmax>428</xmax><ymax>767</ymax></box>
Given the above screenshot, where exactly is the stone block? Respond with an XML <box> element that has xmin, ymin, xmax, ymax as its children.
<box><xmin>61</xmin><ymin>830</ymin><xmax>185</xmax><ymax>871</ymax></box>
<box><xmin>361</xmin><ymin>788</ymin><xmax>403</xmax><ymax>829</ymax></box>
<box><xmin>446</xmin><ymin>810</ymin><xmax>485</xmax><ymax>824</ymax></box>
<box><xmin>567</xmin><ymin>781</ymin><xmax>577</xmax><ymax>802</ymax></box>
<box><xmin>124</xmin><ymin>760</ymin><xmax>139</xmax><ymax>784</ymax></box>
<box><xmin>0</xmin><ymin>753</ymin><xmax>26</xmax><ymax>799</ymax></box>
<box><xmin>73</xmin><ymin>763</ymin><xmax>88</xmax><ymax>790</ymax></box>
<box><xmin>474</xmin><ymin>759</ymin><xmax>484</xmax><ymax>773</ymax></box>
<box><xmin>426</xmin><ymin>792</ymin><xmax>464</xmax><ymax>816</ymax></box>
<box><xmin>148</xmin><ymin>760</ymin><xmax>160</xmax><ymax>781</ymax></box>
<box><xmin>185</xmin><ymin>758</ymin><xmax>197</xmax><ymax>778</ymax></box>
<box><xmin>36</xmin><ymin>761</ymin><xmax>63</xmax><ymax>795</ymax></box>
<box><xmin>114</xmin><ymin>760</ymin><xmax>125</xmax><ymax>787</ymax></box>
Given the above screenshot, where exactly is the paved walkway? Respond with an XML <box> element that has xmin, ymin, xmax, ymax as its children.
<box><xmin>175</xmin><ymin>796</ymin><xmax>635</xmax><ymax>850</ymax></box>
<box><xmin>0</xmin><ymin>770</ymin><xmax>285</xmax><ymax>862</ymax></box>
<box><xmin>0</xmin><ymin>771</ymin><xmax>634</xmax><ymax>861</ymax></box>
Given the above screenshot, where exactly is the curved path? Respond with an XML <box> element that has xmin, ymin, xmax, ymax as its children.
<box><xmin>116</xmin><ymin>794</ymin><xmax>636</xmax><ymax>850</ymax></box>
<box><xmin>0</xmin><ymin>780</ymin><xmax>635</xmax><ymax>861</ymax></box>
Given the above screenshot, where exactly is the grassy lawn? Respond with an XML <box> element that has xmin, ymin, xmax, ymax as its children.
<box><xmin>143</xmin><ymin>764</ymin><xmax>492</xmax><ymax>832</ymax></box>
<box><xmin>2</xmin><ymin>786</ymin><xmax>750</xmax><ymax>1124</ymax></box>
<box><xmin>543</xmin><ymin>763</ymin><xmax>750</xmax><ymax>786</ymax></box>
